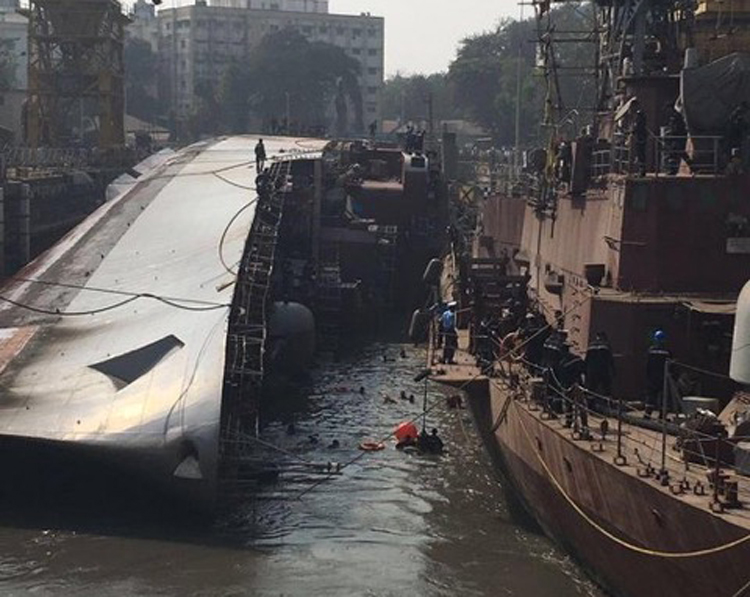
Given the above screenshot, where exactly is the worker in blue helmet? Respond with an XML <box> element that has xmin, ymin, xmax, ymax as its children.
<box><xmin>644</xmin><ymin>329</ymin><xmax>672</xmax><ymax>418</ymax></box>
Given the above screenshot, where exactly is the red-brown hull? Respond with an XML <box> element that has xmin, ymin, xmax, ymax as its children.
<box><xmin>468</xmin><ymin>379</ymin><xmax>750</xmax><ymax>597</ymax></box>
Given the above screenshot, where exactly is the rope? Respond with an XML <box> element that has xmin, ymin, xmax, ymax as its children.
<box><xmin>511</xmin><ymin>398</ymin><xmax>750</xmax><ymax>558</ymax></box>
<box><xmin>293</xmin><ymin>357</ymin><xmax>486</xmax><ymax>501</ymax></box>
<box><xmin>218</xmin><ymin>198</ymin><xmax>259</xmax><ymax>276</ymax></box>
<box><xmin>1</xmin><ymin>276</ymin><xmax>231</xmax><ymax>317</ymax></box>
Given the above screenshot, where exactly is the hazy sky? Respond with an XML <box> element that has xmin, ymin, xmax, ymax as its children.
<box><xmin>329</xmin><ymin>0</ymin><xmax>519</xmax><ymax>76</ymax></box>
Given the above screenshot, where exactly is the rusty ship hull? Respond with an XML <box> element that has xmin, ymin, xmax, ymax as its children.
<box><xmin>458</xmin><ymin>374</ymin><xmax>750</xmax><ymax>597</ymax></box>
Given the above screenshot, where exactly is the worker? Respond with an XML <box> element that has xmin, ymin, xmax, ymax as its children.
<box><xmin>585</xmin><ymin>331</ymin><xmax>616</xmax><ymax>409</ymax></box>
<box><xmin>417</xmin><ymin>428</ymin><xmax>444</xmax><ymax>454</ymax></box>
<box><xmin>441</xmin><ymin>304</ymin><xmax>458</xmax><ymax>364</ymax></box>
<box><xmin>255</xmin><ymin>138</ymin><xmax>267</xmax><ymax>171</ymax></box>
<box><xmin>555</xmin><ymin>344</ymin><xmax>586</xmax><ymax>427</ymax></box>
<box><xmin>664</xmin><ymin>105</ymin><xmax>690</xmax><ymax>175</ymax></box>
<box><xmin>644</xmin><ymin>330</ymin><xmax>672</xmax><ymax>418</ymax></box>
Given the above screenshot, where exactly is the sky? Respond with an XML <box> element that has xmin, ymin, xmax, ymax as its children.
<box><xmin>329</xmin><ymin>0</ymin><xmax>519</xmax><ymax>76</ymax></box>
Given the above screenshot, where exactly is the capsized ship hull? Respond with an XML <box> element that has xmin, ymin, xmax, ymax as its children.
<box><xmin>0</xmin><ymin>136</ymin><xmax>325</xmax><ymax>511</ymax></box>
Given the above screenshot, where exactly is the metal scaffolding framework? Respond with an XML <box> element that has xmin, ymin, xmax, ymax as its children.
<box><xmin>26</xmin><ymin>0</ymin><xmax>128</xmax><ymax>148</ymax></box>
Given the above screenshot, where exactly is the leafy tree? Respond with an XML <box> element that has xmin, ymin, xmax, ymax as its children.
<box><xmin>448</xmin><ymin>5</ymin><xmax>595</xmax><ymax>147</ymax></box>
<box><xmin>219</xmin><ymin>28</ymin><xmax>363</xmax><ymax>135</ymax></box>
<box><xmin>124</xmin><ymin>38</ymin><xmax>159</xmax><ymax>124</ymax></box>
<box><xmin>379</xmin><ymin>73</ymin><xmax>462</xmax><ymax>125</ymax></box>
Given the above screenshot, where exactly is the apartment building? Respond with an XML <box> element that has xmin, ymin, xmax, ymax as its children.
<box><xmin>129</xmin><ymin>0</ymin><xmax>384</xmax><ymax>132</ymax></box>
<box><xmin>0</xmin><ymin>0</ymin><xmax>27</xmax><ymax>142</ymax></box>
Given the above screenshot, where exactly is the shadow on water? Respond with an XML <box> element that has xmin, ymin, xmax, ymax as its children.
<box><xmin>0</xmin><ymin>325</ymin><xmax>602</xmax><ymax>596</ymax></box>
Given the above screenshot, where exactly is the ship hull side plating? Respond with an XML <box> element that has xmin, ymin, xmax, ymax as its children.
<box><xmin>467</xmin><ymin>380</ymin><xmax>750</xmax><ymax>597</ymax></box>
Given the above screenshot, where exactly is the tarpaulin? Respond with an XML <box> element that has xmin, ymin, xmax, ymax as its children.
<box><xmin>681</xmin><ymin>52</ymin><xmax>750</xmax><ymax>134</ymax></box>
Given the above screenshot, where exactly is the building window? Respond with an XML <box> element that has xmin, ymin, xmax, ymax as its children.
<box><xmin>367</xmin><ymin>67</ymin><xmax>378</xmax><ymax>75</ymax></box>
<box><xmin>180</xmin><ymin>39</ymin><xmax>186</xmax><ymax>48</ymax></box>
<box><xmin>352</xmin><ymin>28</ymin><xmax>361</xmax><ymax>37</ymax></box>
<box><xmin>367</xmin><ymin>86</ymin><xmax>377</xmax><ymax>94</ymax></box>
<box><xmin>319</xmin><ymin>26</ymin><xmax>328</xmax><ymax>34</ymax></box>
<box><xmin>336</xmin><ymin>26</ymin><xmax>345</xmax><ymax>35</ymax></box>
<box><xmin>368</xmin><ymin>28</ymin><xmax>377</xmax><ymax>37</ymax></box>
<box><xmin>368</xmin><ymin>48</ymin><xmax>377</xmax><ymax>56</ymax></box>
<box><xmin>352</xmin><ymin>48</ymin><xmax>361</xmax><ymax>55</ymax></box>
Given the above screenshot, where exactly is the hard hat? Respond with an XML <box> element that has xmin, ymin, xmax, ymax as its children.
<box><xmin>653</xmin><ymin>330</ymin><xmax>666</xmax><ymax>342</ymax></box>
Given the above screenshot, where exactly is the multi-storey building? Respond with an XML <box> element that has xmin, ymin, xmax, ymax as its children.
<box><xmin>0</xmin><ymin>0</ymin><xmax>27</xmax><ymax>142</ymax></box>
<box><xmin>128</xmin><ymin>0</ymin><xmax>384</xmax><ymax>133</ymax></box>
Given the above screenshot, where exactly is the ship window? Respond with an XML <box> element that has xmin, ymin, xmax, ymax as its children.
<box><xmin>90</xmin><ymin>335</ymin><xmax>184</xmax><ymax>390</ymax></box>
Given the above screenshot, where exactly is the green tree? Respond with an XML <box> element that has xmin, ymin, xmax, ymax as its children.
<box><xmin>124</xmin><ymin>38</ymin><xmax>159</xmax><ymax>124</ymax></box>
<box><xmin>219</xmin><ymin>28</ymin><xmax>363</xmax><ymax>135</ymax></box>
<box><xmin>379</xmin><ymin>73</ymin><xmax>461</xmax><ymax>125</ymax></box>
<box><xmin>448</xmin><ymin>5</ymin><xmax>595</xmax><ymax>147</ymax></box>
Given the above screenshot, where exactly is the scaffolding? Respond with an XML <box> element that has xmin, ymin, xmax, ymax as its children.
<box><xmin>220</xmin><ymin>161</ymin><xmax>291</xmax><ymax>484</ymax></box>
<box><xmin>26</xmin><ymin>0</ymin><xmax>128</xmax><ymax>148</ymax></box>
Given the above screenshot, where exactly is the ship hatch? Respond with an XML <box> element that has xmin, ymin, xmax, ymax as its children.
<box><xmin>89</xmin><ymin>335</ymin><xmax>185</xmax><ymax>389</ymax></box>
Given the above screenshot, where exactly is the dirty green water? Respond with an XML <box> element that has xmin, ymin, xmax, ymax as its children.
<box><xmin>0</xmin><ymin>343</ymin><xmax>600</xmax><ymax>597</ymax></box>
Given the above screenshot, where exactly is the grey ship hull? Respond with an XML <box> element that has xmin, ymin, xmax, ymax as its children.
<box><xmin>0</xmin><ymin>136</ymin><xmax>325</xmax><ymax>511</ymax></box>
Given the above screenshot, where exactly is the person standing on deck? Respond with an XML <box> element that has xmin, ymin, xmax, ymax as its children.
<box><xmin>585</xmin><ymin>331</ymin><xmax>616</xmax><ymax>410</ymax></box>
<box><xmin>255</xmin><ymin>139</ymin><xmax>267</xmax><ymax>172</ymax></box>
<box><xmin>644</xmin><ymin>330</ymin><xmax>672</xmax><ymax>419</ymax></box>
<box><xmin>441</xmin><ymin>304</ymin><xmax>457</xmax><ymax>364</ymax></box>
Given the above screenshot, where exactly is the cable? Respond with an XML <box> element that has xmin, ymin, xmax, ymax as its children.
<box><xmin>8</xmin><ymin>276</ymin><xmax>229</xmax><ymax>307</ymax></box>
<box><xmin>0</xmin><ymin>287</ymin><xmax>230</xmax><ymax>317</ymax></box>
<box><xmin>671</xmin><ymin>359</ymin><xmax>735</xmax><ymax>382</ymax></box>
<box><xmin>293</xmin><ymin>358</ymin><xmax>487</xmax><ymax>501</ymax></box>
<box><xmin>212</xmin><ymin>171</ymin><xmax>257</xmax><ymax>191</ymax></box>
<box><xmin>0</xmin><ymin>293</ymin><xmax>139</xmax><ymax>317</ymax></box>
<box><xmin>218</xmin><ymin>198</ymin><xmax>259</xmax><ymax>276</ymax></box>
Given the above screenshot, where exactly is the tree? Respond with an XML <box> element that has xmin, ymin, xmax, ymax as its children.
<box><xmin>448</xmin><ymin>6</ymin><xmax>595</xmax><ymax>147</ymax></box>
<box><xmin>219</xmin><ymin>28</ymin><xmax>363</xmax><ymax>135</ymax></box>
<box><xmin>379</xmin><ymin>73</ymin><xmax>462</xmax><ymax>125</ymax></box>
<box><xmin>124</xmin><ymin>38</ymin><xmax>159</xmax><ymax>124</ymax></box>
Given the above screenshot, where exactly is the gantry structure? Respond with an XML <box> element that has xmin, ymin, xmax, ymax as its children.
<box><xmin>26</xmin><ymin>0</ymin><xmax>128</xmax><ymax>148</ymax></box>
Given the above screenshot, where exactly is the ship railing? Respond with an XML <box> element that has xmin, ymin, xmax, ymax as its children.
<box><xmin>606</xmin><ymin>132</ymin><xmax>725</xmax><ymax>177</ymax></box>
<box><xmin>653</xmin><ymin>134</ymin><xmax>723</xmax><ymax>176</ymax></box>
<box><xmin>492</xmin><ymin>351</ymin><xmax>750</xmax><ymax>500</ymax></box>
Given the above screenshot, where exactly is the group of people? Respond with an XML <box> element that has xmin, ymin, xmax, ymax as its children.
<box><xmin>396</xmin><ymin>428</ymin><xmax>444</xmax><ymax>454</ymax></box>
<box><xmin>403</xmin><ymin>125</ymin><xmax>426</xmax><ymax>153</ymax></box>
<box><xmin>461</xmin><ymin>292</ymin><xmax>680</xmax><ymax>429</ymax></box>
<box><xmin>623</xmin><ymin>97</ymin><xmax>750</xmax><ymax>176</ymax></box>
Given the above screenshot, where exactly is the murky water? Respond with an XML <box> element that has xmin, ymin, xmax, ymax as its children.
<box><xmin>0</xmin><ymin>343</ymin><xmax>600</xmax><ymax>597</ymax></box>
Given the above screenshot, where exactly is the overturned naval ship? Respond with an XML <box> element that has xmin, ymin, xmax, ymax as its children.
<box><xmin>0</xmin><ymin>136</ymin><xmax>326</xmax><ymax>512</ymax></box>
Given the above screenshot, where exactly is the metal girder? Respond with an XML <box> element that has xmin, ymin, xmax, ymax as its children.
<box><xmin>26</xmin><ymin>0</ymin><xmax>128</xmax><ymax>148</ymax></box>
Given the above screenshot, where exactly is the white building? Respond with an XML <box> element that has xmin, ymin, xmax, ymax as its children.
<box><xmin>128</xmin><ymin>0</ymin><xmax>384</xmax><ymax>134</ymax></box>
<box><xmin>0</xmin><ymin>0</ymin><xmax>26</xmax><ymax>142</ymax></box>
<box><xmin>210</xmin><ymin>0</ymin><xmax>329</xmax><ymax>12</ymax></box>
